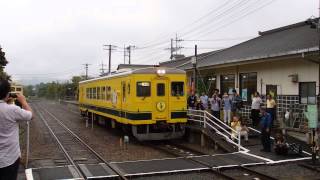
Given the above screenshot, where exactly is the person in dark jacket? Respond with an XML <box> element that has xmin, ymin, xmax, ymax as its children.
<box><xmin>187</xmin><ymin>92</ymin><xmax>197</xmax><ymax>109</ymax></box>
<box><xmin>260</xmin><ymin>107</ymin><xmax>272</xmax><ymax>152</ymax></box>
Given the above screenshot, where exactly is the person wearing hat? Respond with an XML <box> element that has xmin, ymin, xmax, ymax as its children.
<box><xmin>260</xmin><ymin>106</ymin><xmax>272</xmax><ymax>152</ymax></box>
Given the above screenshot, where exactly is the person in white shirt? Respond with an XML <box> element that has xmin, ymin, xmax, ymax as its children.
<box><xmin>0</xmin><ymin>80</ymin><xmax>33</xmax><ymax>180</ymax></box>
<box><xmin>199</xmin><ymin>92</ymin><xmax>208</xmax><ymax>109</ymax></box>
<box><xmin>251</xmin><ymin>92</ymin><xmax>262</xmax><ymax>127</ymax></box>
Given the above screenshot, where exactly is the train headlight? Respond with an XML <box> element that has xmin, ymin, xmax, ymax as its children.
<box><xmin>157</xmin><ymin>69</ymin><xmax>166</xmax><ymax>76</ymax></box>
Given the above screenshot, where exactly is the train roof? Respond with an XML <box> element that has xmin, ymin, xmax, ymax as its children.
<box><xmin>79</xmin><ymin>67</ymin><xmax>186</xmax><ymax>84</ymax></box>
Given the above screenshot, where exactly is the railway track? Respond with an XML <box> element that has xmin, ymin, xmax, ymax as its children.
<box><xmin>220</xmin><ymin>166</ymin><xmax>277</xmax><ymax>180</ymax></box>
<box><xmin>145</xmin><ymin>139</ymin><xmax>278</xmax><ymax>179</ymax></box>
<box><xmin>33</xmin><ymin>103</ymin><xmax>127</xmax><ymax>180</ymax></box>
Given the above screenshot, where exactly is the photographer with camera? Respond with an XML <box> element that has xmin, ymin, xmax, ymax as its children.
<box><xmin>0</xmin><ymin>80</ymin><xmax>33</xmax><ymax>180</ymax></box>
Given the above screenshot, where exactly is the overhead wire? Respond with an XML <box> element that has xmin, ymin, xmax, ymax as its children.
<box><xmin>134</xmin><ymin>1</ymin><xmax>236</xmax><ymax>48</ymax></box>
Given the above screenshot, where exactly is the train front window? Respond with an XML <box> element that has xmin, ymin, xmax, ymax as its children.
<box><xmin>137</xmin><ymin>82</ymin><xmax>151</xmax><ymax>97</ymax></box>
<box><xmin>171</xmin><ymin>82</ymin><xmax>184</xmax><ymax>96</ymax></box>
<box><xmin>157</xmin><ymin>83</ymin><xmax>165</xmax><ymax>96</ymax></box>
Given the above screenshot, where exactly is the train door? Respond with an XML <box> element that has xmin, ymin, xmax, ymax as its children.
<box><xmin>152</xmin><ymin>79</ymin><xmax>169</xmax><ymax>121</ymax></box>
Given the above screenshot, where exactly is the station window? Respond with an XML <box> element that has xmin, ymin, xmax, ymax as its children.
<box><xmin>137</xmin><ymin>82</ymin><xmax>151</xmax><ymax>97</ymax></box>
<box><xmin>300</xmin><ymin>82</ymin><xmax>316</xmax><ymax>104</ymax></box>
<box><xmin>157</xmin><ymin>83</ymin><xmax>165</xmax><ymax>96</ymax></box>
<box><xmin>220</xmin><ymin>74</ymin><xmax>235</xmax><ymax>95</ymax></box>
<box><xmin>97</xmin><ymin>87</ymin><xmax>101</xmax><ymax>100</ymax></box>
<box><xmin>239</xmin><ymin>72</ymin><xmax>257</xmax><ymax>102</ymax></box>
<box><xmin>101</xmin><ymin>87</ymin><xmax>106</xmax><ymax>100</ymax></box>
<box><xmin>171</xmin><ymin>82</ymin><xmax>184</xmax><ymax>96</ymax></box>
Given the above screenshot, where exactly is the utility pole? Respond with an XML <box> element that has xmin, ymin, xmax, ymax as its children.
<box><xmin>170</xmin><ymin>38</ymin><xmax>173</xmax><ymax>60</ymax></box>
<box><xmin>166</xmin><ymin>34</ymin><xmax>183</xmax><ymax>60</ymax></box>
<box><xmin>99</xmin><ymin>61</ymin><xmax>107</xmax><ymax>76</ymax></box>
<box><xmin>194</xmin><ymin>44</ymin><xmax>198</xmax><ymax>92</ymax></box>
<box><xmin>103</xmin><ymin>44</ymin><xmax>117</xmax><ymax>75</ymax></box>
<box><xmin>83</xmin><ymin>63</ymin><xmax>91</xmax><ymax>80</ymax></box>
<box><xmin>126</xmin><ymin>45</ymin><xmax>136</xmax><ymax>64</ymax></box>
<box><xmin>123</xmin><ymin>44</ymin><xmax>126</xmax><ymax>64</ymax></box>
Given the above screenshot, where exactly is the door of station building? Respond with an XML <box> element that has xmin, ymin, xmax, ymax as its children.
<box><xmin>152</xmin><ymin>79</ymin><xmax>169</xmax><ymax>121</ymax></box>
<box><xmin>266</xmin><ymin>85</ymin><xmax>277</xmax><ymax>99</ymax></box>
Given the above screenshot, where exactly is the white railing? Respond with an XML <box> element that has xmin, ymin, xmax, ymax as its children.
<box><xmin>187</xmin><ymin>109</ymin><xmax>247</xmax><ymax>152</ymax></box>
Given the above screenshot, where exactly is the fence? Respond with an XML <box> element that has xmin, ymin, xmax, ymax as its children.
<box><xmin>187</xmin><ymin>109</ymin><xmax>247</xmax><ymax>152</ymax></box>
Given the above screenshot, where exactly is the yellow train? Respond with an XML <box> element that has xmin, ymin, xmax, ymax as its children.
<box><xmin>78</xmin><ymin>67</ymin><xmax>187</xmax><ymax>140</ymax></box>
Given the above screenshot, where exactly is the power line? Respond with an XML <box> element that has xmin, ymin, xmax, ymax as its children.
<box><xmin>193</xmin><ymin>0</ymin><xmax>276</xmax><ymax>39</ymax></box>
<box><xmin>135</xmin><ymin>1</ymin><xmax>235</xmax><ymax>48</ymax></box>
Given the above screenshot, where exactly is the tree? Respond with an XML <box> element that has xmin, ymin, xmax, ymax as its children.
<box><xmin>0</xmin><ymin>46</ymin><xmax>10</xmax><ymax>80</ymax></box>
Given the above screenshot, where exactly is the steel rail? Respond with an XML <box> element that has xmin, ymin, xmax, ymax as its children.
<box><xmin>147</xmin><ymin>142</ymin><xmax>234</xmax><ymax>180</ymax></box>
<box><xmin>237</xmin><ymin>166</ymin><xmax>278</xmax><ymax>180</ymax></box>
<box><xmin>35</xmin><ymin>106</ymin><xmax>85</xmax><ymax>179</ymax></box>
<box><xmin>39</xmin><ymin>104</ymin><xmax>128</xmax><ymax>180</ymax></box>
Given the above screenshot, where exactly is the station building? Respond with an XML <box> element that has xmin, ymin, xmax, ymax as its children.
<box><xmin>160</xmin><ymin>19</ymin><xmax>319</xmax><ymax>129</ymax></box>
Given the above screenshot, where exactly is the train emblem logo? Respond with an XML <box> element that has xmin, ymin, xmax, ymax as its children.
<box><xmin>156</xmin><ymin>101</ymin><xmax>166</xmax><ymax>112</ymax></box>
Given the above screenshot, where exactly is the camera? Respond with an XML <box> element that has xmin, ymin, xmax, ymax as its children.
<box><xmin>9</xmin><ymin>92</ymin><xmax>18</xmax><ymax>98</ymax></box>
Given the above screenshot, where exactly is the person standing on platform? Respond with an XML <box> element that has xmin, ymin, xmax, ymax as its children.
<box><xmin>187</xmin><ymin>92</ymin><xmax>197</xmax><ymax>109</ymax></box>
<box><xmin>251</xmin><ymin>92</ymin><xmax>262</xmax><ymax>127</ymax></box>
<box><xmin>260</xmin><ymin>107</ymin><xmax>272</xmax><ymax>152</ymax></box>
<box><xmin>209</xmin><ymin>93</ymin><xmax>221</xmax><ymax>120</ymax></box>
<box><xmin>0</xmin><ymin>80</ymin><xmax>33</xmax><ymax>180</ymax></box>
<box><xmin>266</xmin><ymin>94</ymin><xmax>276</xmax><ymax>128</ymax></box>
<box><xmin>231</xmin><ymin>89</ymin><xmax>243</xmax><ymax>116</ymax></box>
<box><xmin>222</xmin><ymin>92</ymin><xmax>232</xmax><ymax>125</ymax></box>
<box><xmin>200</xmin><ymin>92</ymin><xmax>209</xmax><ymax>110</ymax></box>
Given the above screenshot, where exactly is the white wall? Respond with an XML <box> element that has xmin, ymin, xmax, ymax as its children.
<box><xmin>187</xmin><ymin>58</ymin><xmax>319</xmax><ymax>95</ymax></box>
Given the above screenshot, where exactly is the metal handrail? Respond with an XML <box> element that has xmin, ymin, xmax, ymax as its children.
<box><xmin>187</xmin><ymin>109</ymin><xmax>246</xmax><ymax>151</ymax></box>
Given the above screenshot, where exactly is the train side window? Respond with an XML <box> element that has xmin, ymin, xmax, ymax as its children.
<box><xmin>97</xmin><ymin>87</ymin><xmax>101</xmax><ymax>100</ymax></box>
<box><xmin>16</xmin><ymin>88</ymin><xmax>22</xmax><ymax>92</ymax></box>
<box><xmin>157</xmin><ymin>83</ymin><xmax>165</xmax><ymax>96</ymax></box>
<box><xmin>10</xmin><ymin>87</ymin><xmax>15</xmax><ymax>92</ymax></box>
<box><xmin>122</xmin><ymin>82</ymin><xmax>126</xmax><ymax>102</ymax></box>
<box><xmin>101</xmin><ymin>87</ymin><xmax>106</xmax><ymax>100</ymax></box>
<box><xmin>93</xmin><ymin>87</ymin><xmax>97</xmax><ymax>99</ymax></box>
<box><xmin>127</xmin><ymin>83</ymin><xmax>130</xmax><ymax>95</ymax></box>
<box><xmin>89</xmin><ymin>88</ymin><xmax>92</xmax><ymax>99</ymax></box>
<box><xmin>106</xmin><ymin>86</ymin><xmax>111</xmax><ymax>101</ymax></box>
<box><xmin>171</xmin><ymin>82</ymin><xmax>184</xmax><ymax>96</ymax></box>
<box><xmin>137</xmin><ymin>82</ymin><xmax>151</xmax><ymax>97</ymax></box>
<box><xmin>86</xmin><ymin>88</ymin><xmax>89</xmax><ymax>99</ymax></box>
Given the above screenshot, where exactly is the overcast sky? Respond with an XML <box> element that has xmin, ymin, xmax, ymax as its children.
<box><xmin>0</xmin><ymin>0</ymin><xmax>317</xmax><ymax>85</ymax></box>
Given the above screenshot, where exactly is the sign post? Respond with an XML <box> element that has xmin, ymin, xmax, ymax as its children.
<box><xmin>304</xmin><ymin>105</ymin><xmax>318</xmax><ymax>164</ymax></box>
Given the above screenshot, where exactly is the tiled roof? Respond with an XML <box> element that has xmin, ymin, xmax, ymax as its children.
<box><xmin>160</xmin><ymin>20</ymin><xmax>319</xmax><ymax>70</ymax></box>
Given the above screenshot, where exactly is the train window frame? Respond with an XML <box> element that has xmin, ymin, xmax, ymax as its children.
<box><xmin>157</xmin><ymin>83</ymin><xmax>165</xmax><ymax>96</ymax></box>
<box><xmin>106</xmin><ymin>86</ymin><xmax>111</xmax><ymax>101</ymax></box>
<box><xmin>122</xmin><ymin>82</ymin><xmax>126</xmax><ymax>102</ymax></box>
<box><xmin>92</xmin><ymin>87</ymin><xmax>97</xmax><ymax>99</ymax></box>
<box><xmin>136</xmin><ymin>81</ymin><xmax>151</xmax><ymax>97</ymax></box>
<box><xmin>171</xmin><ymin>82</ymin><xmax>184</xmax><ymax>96</ymax></box>
<box><xmin>86</xmin><ymin>88</ymin><xmax>89</xmax><ymax>99</ymax></box>
<box><xmin>127</xmin><ymin>83</ymin><xmax>130</xmax><ymax>95</ymax></box>
<box><xmin>97</xmin><ymin>87</ymin><xmax>101</xmax><ymax>100</ymax></box>
<box><xmin>101</xmin><ymin>86</ymin><xmax>106</xmax><ymax>100</ymax></box>
<box><xmin>16</xmin><ymin>87</ymin><xmax>22</xmax><ymax>92</ymax></box>
<box><xmin>89</xmin><ymin>88</ymin><xmax>93</xmax><ymax>99</ymax></box>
